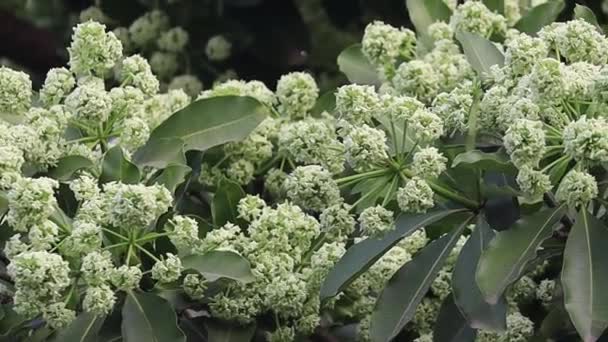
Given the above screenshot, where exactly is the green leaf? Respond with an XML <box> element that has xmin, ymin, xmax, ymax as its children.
<box><xmin>574</xmin><ymin>4</ymin><xmax>602</xmax><ymax>32</ymax></box>
<box><xmin>337</xmin><ymin>44</ymin><xmax>381</xmax><ymax>86</ymax></box>
<box><xmin>515</xmin><ymin>0</ymin><xmax>565</xmax><ymax>34</ymax></box>
<box><xmin>122</xmin><ymin>291</ymin><xmax>186</xmax><ymax>342</ymax></box>
<box><xmin>205</xmin><ymin>320</ymin><xmax>256</xmax><ymax>342</ymax></box>
<box><xmin>100</xmin><ymin>146</ymin><xmax>141</xmax><ymax>184</ymax></box>
<box><xmin>483</xmin><ymin>0</ymin><xmax>504</xmax><ymax>13</ymax></box>
<box><xmin>433</xmin><ymin>294</ymin><xmax>477</xmax><ymax>342</ymax></box>
<box><xmin>452</xmin><ymin>150</ymin><xmax>516</xmax><ymax>174</ymax></box>
<box><xmin>53</xmin><ymin>313</ymin><xmax>105</xmax><ymax>342</ymax></box>
<box><xmin>181</xmin><ymin>250</ymin><xmax>255</xmax><ymax>283</ymax></box>
<box><xmin>311</xmin><ymin>90</ymin><xmax>336</xmax><ymax>116</ymax></box>
<box><xmin>154</xmin><ymin>164</ymin><xmax>192</xmax><ymax>194</ymax></box>
<box><xmin>141</xmin><ymin>96</ymin><xmax>269</xmax><ymax>157</ymax></box>
<box><xmin>48</xmin><ymin>156</ymin><xmax>95</xmax><ymax>181</ymax></box>
<box><xmin>456</xmin><ymin>31</ymin><xmax>505</xmax><ymax>76</ymax></box>
<box><xmin>406</xmin><ymin>0</ymin><xmax>452</xmax><ymax>48</ymax></box>
<box><xmin>133</xmin><ymin>137</ymin><xmax>186</xmax><ymax>169</ymax></box>
<box><xmin>0</xmin><ymin>305</ymin><xmax>27</xmax><ymax>337</ymax></box>
<box><xmin>212</xmin><ymin>179</ymin><xmax>245</xmax><ymax>226</ymax></box>
<box><xmin>562</xmin><ymin>209</ymin><xmax>608</xmax><ymax>342</ymax></box>
<box><xmin>370</xmin><ymin>215</ymin><xmax>473</xmax><ymax>342</ymax></box>
<box><xmin>0</xmin><ymin>191</ymin><xmax>8</xmax><ymax>217</ymax></box>
<box><xmin>452</xmin><ymin>216</ymin><xmax>507</xmax><ymax>331</ymax></box>
<box><xmin>320</xmin><ymin>208</ymin><xmax>468</xmax><ymax>299</ymax></box>
<box><xmin>476</xmin><ymin>205</ymin><xmax>566</xmax><ymax>304</ymax></box>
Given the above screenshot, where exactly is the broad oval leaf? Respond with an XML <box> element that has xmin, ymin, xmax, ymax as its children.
<box><xmin>153</xmin><ymin>164</ymin><xmax>192</xmax><ymax>194</ymax></box>
<box><xmin>212</xmin><ymin>179</ymin><xmax>245</xmax><ymax>226</ymax></box>
<box><xmin>133</xmin><ymin>137</ymin><xmax>186</xmax><ymax>169</ymax></box>
<box><xmin>515</xmin><ymin>0</ymin><xmax>565</xmax><ymax>34</ymax></box>
<box><xmin>456</xmin><ymin>31</ymin><xmax>504</xmax><ymax>76</ymax></box>
<box><xmin>53</xmin><ymin>313</ymin><xmax>105</xmax><ymax>342</ymax></box>
<box><xmin>433</xmin><ymin>294</ymin><xmax>477</xmax><ymax>342</ymax></box>
<box><xmin>452</xmin><ymin>216</ymin><xmax>507</xmax><ymax>331</ymax></box>
<box><xmin>483</xmin><ymin>0</ymin><xmax>504</xmax><ymax>14</ymax></box>
<box><xmin>48</xmin><ymin>156</ymin><xmax>94</xmax><ymax>181</ymax></box>
<box><xmin>370</xmin><ymin>215</ymin><xmax>473</xmax><ymax>342</ymax></box>
<box><xmin>122</xmin><ymin>291</ymin><xmax>186</xmax><ymax>342</ymax></box>
<box><xmin>452</xmin><ymin>150</ymin><xmax>516</xmax><ymax>174</ymax></box>
<box><xmin>574</xmin><ymin>4</ymin><xmax>602</xmax><ymax>32</ymax></box>
<box><xmin>562</xmin><ymin>209</ymin><xmax>608</xmax><ymax>342</ymax></box>
<box><xmin>142</xmin><ymin>96</ymin><xmax>269</xmax><ymax>155</ymax></box>
<box><xmin>337</xmin><ymin>44</ymin><xmax>380</xmax><ymax>86</ymax></box>
<box><xmin>477</xmin><ymin>205</ymin><xmax>566</xmax><ymax>304</ymax></box>
<box><xmin>181</xmin><ymin>250</ymin><xmax>255</xmax><ymax>283</ymax></box>
<box><xmin>406</xmin><ymin>0</ymin><xmax>452</xmax><ymax>48</ymax></box>
<box><xmin>320</xmin><ymin>208</ymin><xmax>468</xmax><ymax>299</ymax></box>
<box><xmin>100</xmin><ymin>146</ymin><xmax>140</xmax><ymax>184</ymax></box>
<box><xmin>205</xmin><ymin>320</ymin><xmax>256</xmax><ymax>342</ymax></box>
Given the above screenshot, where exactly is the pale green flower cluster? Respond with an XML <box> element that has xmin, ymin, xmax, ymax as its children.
<box><xmin>449</xmin><ymin>1</ymin><xmax>507</xmax><ymax>38</ymax></box>
<box><xmin>358</xmin><ymin>205</ymin><xmax>394</xmax><ymax>237</ymax></box>
<box><xmin>275</xmin><ymin>72</ymin><xmax>319</xmax><ymax>119</ymax></box>
<box><xmin>361</xmin><ymin>21</ymin><xmax>416</xmax><ymax>78</ymax></box>
<box><xmin>206</xmin><ymin>35</ymin><xmax>232</xmax><ymax>62</ymax></box>
<box><xmin>0</xmin><ymin>67</ymin><xmax>32</xmax><ymax>115</ymax></box>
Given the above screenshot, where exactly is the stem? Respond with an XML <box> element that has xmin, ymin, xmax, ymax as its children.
<box><xmin>136</xmin><ymin>232</ymin><xmax>172</xmax><ymax>243</ymax></box>
<box><xmin>399</xmin><ymin>168</ymin><xmax>480</xmax><ymax>210</ymax></box>
<box><xmin>335</xmin><ymin>168</ymin><xmax>391</xmax><ymax>184</ymax></box>
<box><xmin>541</xmin><ymin>154</ymin><xmax>570</xmax><ymax>173</ymax></box>
<box><xmin>102</xmin><ymin>228</ymin><xmax>130</xmax><ymax>241</ymax></box>
<box><xmin>400</xmin><ymin>120</ymin><xmax>408</xmax><ymax>156</ymax></box>
<box><xmin>350</xmin><ymin>181</ymin><xmax>387</xmax><ymax>210</ymax></box>
<box><xmin>390</xmin><ymin>120</ymin><xmax>400</xmax><ymax>159</ymax></box>
<box><xmin>133</xmin><ymin>243</ymin><xmax>162</xmax><ymax>263</ymax></box>
<box><xmin>103</xmin><ymin>242</ymin><xmax>129</xmax><ymax>250</ymax></box>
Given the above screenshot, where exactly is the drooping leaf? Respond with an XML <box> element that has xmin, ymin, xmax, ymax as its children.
<box><xmin>53</xmin><ymin>313</ymin><xmax>105</xmax><ymax>342</ymax></box>
<box><xmin>181</xmin><ymin>250</ymin><xmax>255</xmax><ymax>283</ymax></box>
<box><xmin>515</xmin><ymin>0</ymin><xmax>565</xmax><ymax>34</ymax></box>
<box><xmin>337</xmin><ymin>44</ymin><xmax>380</xmax><ymax>86</ymax></box>
<box><xmin>212</xmin><ymin>179</ymin><xmax>245</xmax><ymax>226</ymax></box>
<box><xmin>133</xmin><ymin>137</ymin><xmax>186</xmax><ymax>169</ymax></box>
<box><xmin>320</xmin><ymin>208</ymin><xmax>468</xmax><ymax>299</ymax></box>
<box><xmin>153</xmin><ymin>164</ymin><xmax>192</xmax><ymax>194</ymax></box>
<box><xmin>406</xmin><ymin>0</ymin><xmax>452</xmax><ymax>48</ymax></box>
<box><xmin>311</xmin><ymin>90</ymin><xmax>336</xmax><ymax>116</ymax></box>
<box><xmin>370</xmin><ymin>215</ymin><xmax>473</xmax><ymax>342</ymax></box>
<box><xmin>433</xmin><ymin>294</ymin><xmax>477</xmax><ymax>342</ymax></box>
<box><xmin>574</xmin><ymin>4</ymin><xmax>602</xmax><ymax>32</ymax></box>
<box><xmin>48</xmin><ymin>156</ymin><xmax>95</xmax><ymax>181</ymax></box>
<box><xmin>137</xmin><ymin>96</ymin><xmax>269</xmax><ymax>164</ymax></box>
<box><xmin>477</xmin><ymin>205</ymin><xmax>566</xmax><ymax>304</ymax></box>
<box><xmin>452</xmin><ymin>150</ymin><xmax>516</xmax><ymax>174</ymax></box>
<box><xmin>205</xmin><ymin>320</ymin><xmax>256</xmax><ymax>342</ymax></box>
<box><xmin>562</xmin><ymin>209</ymin><xmax>608</xmax><ymax>342</ymax></box>
<box><xmin>100</xmin><ymin>146</ymin><xmax>141</xmax><ymax>184</ymax></box>
<box><xmin>122</xmin><ymin>291</ymin><xmax>186</xmax><ymax>342</ymax></box>
<box><xmin>483</xmin><ymin>0</ymin><xmax>504</xmax><ymax>14</ymax></box>
<box><xmin>453</xmin><ymin>216</ymin><xmax>507</xmax><ymax>331</ymax></box>
<box><xmin>456</xmin><ymin>31</ymin><xmax>505</xmax><ymax>76</ymax></box>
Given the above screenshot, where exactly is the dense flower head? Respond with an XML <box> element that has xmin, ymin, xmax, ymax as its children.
<box><xmin>43</xmin><ymin>302</ymin><xmax>76</xmax><ymax>329</ymax></box>
<box><xmin>66</xmin><ymin>221</ymin><xmax>102</xmax><ymax>255</ymax></box>
<box><xmin>563</xmin><ymin>116</ymin><xmax>608</xmax><ymax>164</ymax></box>
<box><xmin>397</xmin><ymin>177</ymin><xmax>434</xmax><ymax>213</ymax></box>
<box><xmin>276</xmin><ymin>72</ymin><xmax>319</xmax><ymax>118</ymax></box>
<box><xmin>279</xmin><ymin>119</ymin><xmax>345</xmax><ymax>174</ymax></box>
<box><xmin>149</xmin><ymin>51</ymin><xmax>179</xmax><ymax>79</ymax></box>
<box><xmin>539</xmin><ymin>20</ymin><xmax>608</xmax><ymax>65</ymax></box>
<box><xmin>528</xmin><ymin>58</ymin><xmax>565</xmax><ymax>101</ymax></box>
<box><xmin>157</xmin><ymin>27</ymin><xmax>189</xmax><ymax>52</ymax></box>
<box><xmin>408</xmin><ymin>108</ymin><xmax>444</xmax><ymax>142</ymax></box>
<box><xmin>83</xmin><ymin>284</ymin><xmax>115</xmax><ymax>315</ymax></box>
<box><xmin>120</xmin><ymin>117</ymin><xmax>150</xmax><ymax>151</ymax></box>
<box><xmin>0</xmin><ymin>67</ymin><xmax>32</xmax><ymax>115</ymax></box>
<box><xmin>129</xmin><ymin>10</ymin><xmax>170</xmax><ymax>47</ymax></box>
<box><xmin>536</xmin><ymin>279</ymin><xmax>555</xmax><ymax>307</ymax></box>
<box><xmin>28</xmin><ymin>220</ymin><xmax>60</xmax><ymax>251</ymax></box>
<box><xmin>478</xmin><ymin>85</ymin><xmax>508</xmax><ymax>131</ymax></box>
<box><xmin>111</xmin><ymin>265</ymin><xmax>143</xmax><ymax>290</ymax></box>
<box><xmin>81</xmin><ymin>251</ymin><xmax>114</xmax><ymax>286</ymax></box>
<box><xmin>382</xmin><ymin>93</ymin><xmax>424</xmax><ymax>121</ymax></box>
<box><xmin>505</xmin><ymin>34</ymin><xmax>548</xmax><ymax>77</ymax></box>
<box><xmin>183</xmin><ymin>273</ymin><xmax>207</xmax><ymax>300</ymax></box>
<box><xmin>167</xmin><ymin>215</ymin><xmax>200</xmax><ymax>252</ymax></box>
<box><xmin>225</xmin><ymin>132</ymin><xmax>273</xmax><ymax>166</ymax></box>
<box><xmin>503</xmin><ymin>119</ymin><xmax>546</xmax><ymax>167</ymax></box>
<box><xmin>65</xmin><ymin>84</ymin><xmax>112</xmax><ymax>123</ymax></box>
<box><xmin>359</xmin><ymin>206</ymin><xmax>394</xmax><ymax>237</ymax></box>
<box><xmin>68</xmin><ymin>21</ymin><xmax>123</xmax><ymax>76</ymax></box>
<box><xmin>449</xmin><ymin>1</ymin><xmax>507</xmax><ymax>38</ymax></box>
<box><xmin>361</xmin><ymin>21</ymin><xmax>416</xmax><ymax>77</ymax></box>
<box><xmin>428</xmin><ymin>22</ymin><xmax>453</xmax><ymax>42</ymax></box>
<box><xmin>39</xmin><ymin>67</ymin><xmax>75</xmax><ymax>107</ymax></box>
<box><xmin>237</xmin><ymin>195</ymin><xmax>267</xmax><ymax>222</ymax></box>
<box><xmin>393</xmin><ymin>60</ymin><xmax>439</xmax><ymax>103</ymax></box>
<box><xmin>412</xmin><ymin>147</ymin><xmax>448</xmax><ymax>179</ymax></box>
<box><xmin>199</xmin><ymin>79</ymin><xmax>275</xmax><ymax>106</ymax></box>
<box><xmin>103</xmin><ymin>182</ymin><xmax>172</xmax><ymax>229</ymax></box>
<box><xmin>284</xmin><ymin>165</ymin><xmax>341</xmax><ymax>212</ymax></box>
<box><xmin>7</xmin><ymin>176</ymin><xmax>58</xmax><ymax>232</ymax></box>
<box><xmin>318</xmin><ymin>202</ymin><xmax>355</xmax><ymax>243</ymax></box>
<box><xmin>335</xmin><ymin>84</ymin><xmax>379</xmax><ymax>124</ymax></box>
<box><xmin>168</xmin><ymin>74</ymin><xmax>203</xmax><ymax>98</ymax></box>
<box><xmin>516</xmin><ymin>166</ymin><xmax>551</xmax><ymax>202</ymax></box>
<box><xmin>119</xmin><ymin>54</ymin><xmax>160</xmax><ymax>96</ymax></box>
<box><xmin>556</xmin><ymin>170</ymin><xmax>598</xmax><ymax>208</ymax></box>
<box><xmin>343</xmin><ymin>124</ymin><xmax>389</xmax><ymax>172</ymax></box>
<box><xmin>206</xmin><ymin>35</ymin><xmax>232</xmax><ymax>61</ymax></box>
<box><xmin>152</xmin><ymin>253</ymin><xmax>183</xmax><ymax>283</ymax></box>
<box><xmin>226</xmin><ymin>159</ymin><xmax>255</xmax><ymax>185</ymax></box>
<box><xmin>264</xmin><ymin>168</ymin><xmax>288</xmax><ymax>199</ymax></box>
<box><xmin>431</xmin><ymin>84</ymin><xmax>473</xmax><ymax>133</ymax></box>
<box><xmin>497</xmin><ymin>97</ymin><xmax>540</xmax><ymax>130</ymax></box>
